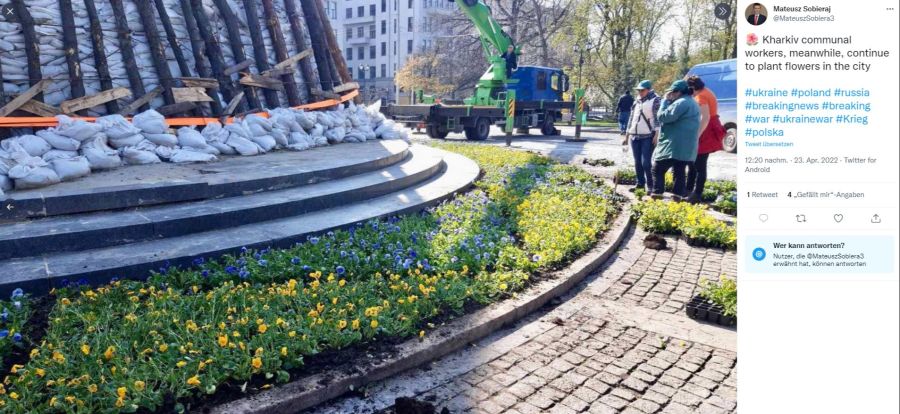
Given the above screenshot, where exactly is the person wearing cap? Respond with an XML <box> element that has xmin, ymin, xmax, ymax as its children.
<box><xmin>685</xmin><ymin>75</ymin><xmax>725</xmax><ymax>203</ymax></box>
<box><xmin>615</xmin><ymin>90</ymin><xmax>635</xmax><ymax>135</ymax></box>
<box><xmin>651</xmin><ymin>79</ymin><xmax>701</xmax><ymax>199</ymax></box>
<box><xmin>624</xmin><ymin>80</ymin><xmax>661</xmax><ymax>192</ymax></box>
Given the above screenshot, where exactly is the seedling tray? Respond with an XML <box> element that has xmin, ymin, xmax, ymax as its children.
<box><xmin>686</xmin><ymin>294</ymin><xmax>736</xmax><ymax>327</ymax></box>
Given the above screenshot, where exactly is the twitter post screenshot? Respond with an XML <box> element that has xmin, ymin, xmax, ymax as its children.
<box><xmin>0</xmin><ymin>0</ymin><xmax>896</xmax><ymax>413</ymax></box>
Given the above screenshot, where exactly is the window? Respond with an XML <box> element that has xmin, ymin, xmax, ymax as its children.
<box><xmin>393</xmin><ymin>41</ymin><xmax>397</xmax><ymax>55</ymax></box>
<box><xmin>393</xmin><ymin>19</ymin><xmax>397</xmax><ymax>33</ymax></box>
<box><xmin>381</xmin><ymin>0</ymin><xmax>386</xmax><ymax>12</ymax></box>
<box><xmin>407</xmin><ymin>39</ymin><xmax>413</xmax><ymax>53</ymax></box>
<box><xmin>346</xmin><ymin>29</ymin><xmax>352</xmax><ymax>40</ymax></box>
<box><xmin>358</xmin><ymin>47</ymin><xmax>365</xmax><ymax>60</ymax></box>
<box><xmin>381</xmin><ymin>64</ymin><xmax>387</xmax><ymax>78</ymax></box>
<box><xmin>537</xmin><ymin>72</ymin><xmax>547</xmax><ymax>90</ymax></box>
<box><xmin>369</xmin><ymin>4</ymin><xmax>375</xmax><ymax>16</ymax></box>
<box><xmin>381</xmin><ymin>42</ymin><xmax>386</xmax><ymax>56</ymax></box>
<box><xmin>370</xmin><ymin>25</ymin><xmax>375</xmax><ymax>38</ymax></box>
<box><xmin>357</xmin><ymin>6</ymin><xmax>365</xmax><ymax>17</ymax></box>
<box><xmin>370</xmin><ymin>67</ymin><xmax>376</xmax><ymax>79</ymax></box>
<box><xmin>346</xmin><ymin>48</ymin><xmax>353</xmax><ymax>61</ymax></box>
<box><xmin>408</xmin><ymin>0</ymin><xmax>413</xmax><ymax>8</ymax></box>
<box><xmin>369</xmin><ymin>45</ymin><xmax>376</xmax><ymax>59</ymax></box>
<box><xmin>357</xmin><ymin>26</ymin><xmax>364</xmax><ymax>38</ymax></box>
<box><xmin>359</xmin><ymin>68</ymin><xmax>366</xmax><ymax>80</ymax></box>
<box><xmin>407</xmin><ymin>17</ymin><xmax>413</xmax><ymax>32</ymax></box>
<box><xmin>550</xmin><ymin>74</ymin><xmax>560</xmax><ymax>91</ymax></box>
<box><xmin>346</xmin><ymin>8</ymin><xmax>352</xmax><ymax>18</ymax></box>
<box><xmin>381</xmin><ymin>20</ymin><xmax>386</xmax><ymax>34</ymax></box>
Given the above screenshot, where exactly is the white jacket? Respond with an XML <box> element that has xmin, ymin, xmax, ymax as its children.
<box><xmin>627</xmin><ymin>91</ymin><xmax>661</xmax><ymax>137</ymax></box>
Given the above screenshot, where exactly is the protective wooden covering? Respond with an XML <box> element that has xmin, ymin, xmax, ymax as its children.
<box><xmin>0</xmin><ymin>0</ymin><xmax>350</xmax><ymax>124</ymax></box>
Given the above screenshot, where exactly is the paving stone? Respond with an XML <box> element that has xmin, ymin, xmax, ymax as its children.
<box><xmin>512</xmin><ymin>402</ymin><xmax>544</xmax><ymax>414</ymax></box>
<box><xmin>643</xmin><ymin>390</ymin><xmax>670</xmax><ymax>406</ymax></box>
<box><xmin>560</xmin><ymin>395</ymin><xmax>590</xmax><ymax>412</ymax></box>
<box><xmin>549</xmin><ymin>405</ymin><xmax>579</xmax><ymax>414</ymax></box>
<box><xmin>659</xmin><ymin>402</ymin><xmax>694</xmax><ymax>414</ymax></box>
<box><xmin>697</xmin><ymin>402</ymin><xmax>729</xmax><ymax>414</ymax></box>
<box><xmin>610</xmin><ymin>387</ymin><xmax>637</xmax><ymax>402</ymax></box>
<box><xmin>572</xmin><ymin>386</ymin><xmax>601</xmax><ymax>404</ymax></box>
<box><xmin>671</xmin><ymin>390</ymin><xmax>703</xmax><ymax>407</ymax></box>
<box><xmin>583</xmin><ymin>378</ymin><xmax>611</xmax><ymax>395</ymax></box>
<box><xmin>622</xmin><ymin>376</ymin><xmax>650</xmax><ymax>393</ymax></box>
<box><xmin>525</xmin><ymin>392</ymin><xmax>556</xmax><ymax>410</ymax></box>
<box><xmin>629</xmin><ymin>398</ymin><xmax>662</xmax><ymax>413</ymax></box>
<box><xmin>587</xmin><ymin>403</ymin><xmax>619</xmax><ymax>414</ymax></box>
<box><xmin>598</xmin><ymin>394</ymin><xmax>630</xmax><ymax>410</ymax></box>
<box><xmin>508</xmin><ymin>382</ymin><xmax>538</xmax><ymax>399</ymax></box>
<box><xmin>491</xmin><ymin>392</ymin><xmax>520</xmax><ymax>409</ymax></box>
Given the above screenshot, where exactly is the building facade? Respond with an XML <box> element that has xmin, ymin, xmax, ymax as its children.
<box><xmin>326</xmin><ymin>0</ymin><xmax>453</xmax><ymax>103</ymax></box>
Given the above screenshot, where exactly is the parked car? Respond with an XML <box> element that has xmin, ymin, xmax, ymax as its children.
<box><xmin>687</xmin><ymin>59</ymin><xmax>737</xmax><ymax>152</ymax></box>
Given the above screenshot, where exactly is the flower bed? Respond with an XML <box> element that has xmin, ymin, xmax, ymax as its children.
<box><xmin>632</xmin><ymin>199</ymin><xmax>736</xmax><ymax>250</ymax></box>
<box><xmin>0</xmin><ymin>144</ymin><xmax>620</xmax><ymax>412</ymax></box>
<box><xmin>687</xmin><ymin>276</ymin><xmax>737</xmax><ymax>327</ymax></box>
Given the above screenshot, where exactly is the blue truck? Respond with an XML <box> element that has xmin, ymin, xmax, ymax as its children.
<box><xmin>686</xmin><ymin>59</ymin><xmax>737</xmax><ymax>152</ymax></box>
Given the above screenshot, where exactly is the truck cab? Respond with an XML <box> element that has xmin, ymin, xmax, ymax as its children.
<box><xmin>507</xmin><ymin>66</ymin><xmax>569</xmax><ymax>102</ymax></box>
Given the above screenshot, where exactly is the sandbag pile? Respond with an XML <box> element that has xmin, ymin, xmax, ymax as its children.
<box><xmin>0</xmin><ymin>104</ymin><xmax>409</xmax><ymax>195</ymax></box>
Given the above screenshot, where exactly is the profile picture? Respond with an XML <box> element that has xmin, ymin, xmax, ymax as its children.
<box><xmin>745</xmin><ymin>3</ymin><xmax>767</xmax><ymax>25</ymax></box>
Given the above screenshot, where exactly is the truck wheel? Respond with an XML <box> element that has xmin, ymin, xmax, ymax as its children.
<box><xmin>541</xmin><ymin>113</ymin><xmax>557</xmax><ymax>136</ymax></box>
<box><xmin>426</xmin><ymin>124</ymin><xmax>449</xmax><ymax>139</ymax></box>
<box><xmin>465</xmin><ymin>117</ymin><xmax>491</xmax><ymax>141</ymax></box>
<box><xmin>723</xmin><ymin>127</ymin><xmax>737</xmax><ymax>153</ymax></box>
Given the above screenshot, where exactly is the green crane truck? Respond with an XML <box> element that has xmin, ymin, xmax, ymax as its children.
<box><xmin>380</xmin><ymin>0</ymin><xmax>587</xmax><ymax>142</ymax></box>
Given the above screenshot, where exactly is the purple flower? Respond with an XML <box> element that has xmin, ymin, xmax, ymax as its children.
<box><xmin>225</xmin><ymin>266</ymin><xmax>238</xmax><ymax>275</ymax></box>
<box><xmin>12</xmin><ymin>333</ymin><xmax>22</xmax><ymax>342</ymax></box>
<box><xmin>532</xmin><ymin>254</ymin><xmax>541</xmax><ymax>262</ymax></box>
<box><xmin>10</xmin><ymin>288</ymin><xmax>23</xmax><ymax>299</ymax></box>
<box><xmin>0</xmin><ymin>330</ymin><xmax>8</xmax><ymax>339</ymax></box>
<box><xmin>291</xmin><ymin>257</ymin><xmax>301</xmax><ymax>265</ymax></box>
<box><xmin>336</xmin><ymin>266</ymin><xmax>346</xmax><ymax>276</ymax></box>
<box><xmin>239</xmin><ymin>269</ymin><xmax>250</xmax><ymax>279</ymax></box>
<box><xmin>193</xmin><ymin>257</ymin><xmax>205</xmax><ymax>266</ymax></box>
<box><xmin>309</xmin><ymin>237</ymin><xmax>320</xmax><ymax>245</ymax></box>
<box><xmin>201</xmin><ymin>270</ymin><xmax>210</xmax><ymax>278</ymax></box>
<box><xmin>258</xmin><ymin>259</ymin><xmax>268</xmax><ymax>267</ymax></box>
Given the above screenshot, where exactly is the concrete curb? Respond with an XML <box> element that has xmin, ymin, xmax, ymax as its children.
<box><xmin>210</xmin><ymin>183</ymin><xmax>635</xmax><ymax>414</ymax></box>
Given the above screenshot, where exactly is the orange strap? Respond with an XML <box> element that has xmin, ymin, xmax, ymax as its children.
<box><xmin>0</xmin><ymin>89</ymin><xmax>359</xmax><ymax>128</ymax></box>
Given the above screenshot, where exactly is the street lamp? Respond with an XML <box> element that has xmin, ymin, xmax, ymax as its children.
<box><xmin>358</xmin><ymin>64</ymin><xmax>371</xmax><ymax>102</ymax></box>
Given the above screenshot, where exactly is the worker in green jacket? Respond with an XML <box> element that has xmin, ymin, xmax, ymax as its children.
<box><xmin>651</xmin><ymin>80</ymin><xmax>701</xmax><ymax>199</ymax></box>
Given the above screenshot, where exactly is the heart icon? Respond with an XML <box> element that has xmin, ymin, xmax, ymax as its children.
<box><xmin>758</xmin><ymin>214</ymin><xmax>768</xmax><ymax>222</ymax></box>
<box><xmin>834</xmin><ymin>214</ymin><xmax>844</xmax><ymax>223</ymax></box>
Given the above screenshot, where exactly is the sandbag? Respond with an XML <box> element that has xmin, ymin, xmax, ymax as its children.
<box><xmin>248</xmin><ymin>134</ymin><xmax>277</xmax><ymax>152</ymax></box>
<box><xmin>168</xmin><ymin>149</ymin><xmax>217</xmax><ymax>163</ymax></box>
<box><xmin>144</xmin><ymin>133</ymin><xmax>178</xmax><ymax>147</ymax></box>
<box><xmin>295</xmin><ymin>111</ymin><xmax>316</xmax><ymax>130</ymax></box>
<box><xmin>36</xmin><ymin>129</ymin><xmax>81</xmax><ymax>151</ymax></box>
<box><xmin>55</xmin><ymin>115</ymin><xmax>103</xmax><ymax>141</ymax></box>
<box><xmin>81</xmin><ymin>137</ymin><xmax>123</xmax><ymax>170</ymax></box>
<box><xmin>0</xmin><ymin>174</ymin><xmax>12</xmax><ymax>192</ymax></box>
<box><xmin>42</xmin><ymin>149</ymin><xmax>79</xmax><ymax>162</ymax></box>
<box><xmin>324</xmin><ymin>127</ymin><xmax>346</xmax><ymax>144</ymax></box>
<box><xmin>8</xmin><ymin>164</ymin><xmax>61</xmax><ymax>189</ymax></box>
<box><xmin>270</xmin><ymin>129</ymin><xmax>288</xmax><ymax>147</ymax></box>
<box><xmin>225</xmin><ymin>135</ymin><xmax>260</xmax><ymax>156</ymax></box>
<box><xmin>121</xmin><ymin>148</ymin><xmax>162</xmax><ymax>165</ymax></box>
<box><xmin>108</xmin><ymin>134</ymin><xmax>145</xmax><ymax>149</ymax></box>
<box><xmin>132</xmin><ymin>109</ymin><xmax>168</xmax><ymax>134</ymax></box>
<box><xmin>50</xmin><ymin>156</ymin><xmax>91</xmax><ymax>181</ymax></box>
<box><xmin>244</xmin><ymin>114</ymin><xmax>272</xmax><ymax>133</ymax></box>
<box><xmin>6</xmin><ymin>135</ymin><xmax>52</xmax><ymax>157</ymax></box>
<box><xmin>176</xmin><ymin>128</ymin><xmax>218</xmax><ymax>155</ymax></box>
<box><xmin>97</xmin><ymin>114</ymin><xmax>141</xmax><ymax>139</ymax></box>
<box><xmin>224</xmin><ymin>123</ymin><xmax>251</xmax><ymax>139</ymax></box>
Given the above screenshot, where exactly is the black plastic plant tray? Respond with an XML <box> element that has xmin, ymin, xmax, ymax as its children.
<box><xmin>686</xmin><ymin>294</ymin><xmax>736</xmax><ymax>327</ymax></box>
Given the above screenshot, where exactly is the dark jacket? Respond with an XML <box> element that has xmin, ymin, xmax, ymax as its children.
<box><xmin>501</xmin><ymin>51</ymin><xmax>518</xmax><ymax>75</ymax></box>
<box><xmin>617</xmin><ymin>94</ymin><xmax>635</xmax><ymax>114</ymax></box>
<box><xmin>747</xmin><ymin>14</ymin><xmax>766</xmax><ymax>25</ymax></box>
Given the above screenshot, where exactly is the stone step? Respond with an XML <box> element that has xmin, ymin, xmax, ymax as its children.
<box><xmin>0</xmin><ymin>145</ymin><xmax>442</xmax><ymax>261</ymax></box>
<box><xmin>0</xmin><ymin>140</ymin><xmax>410</xmax><ymax>222</ymax></box>
<box><xmin>0</xmin><ymin>149</ymin><xmax>479</xmax><ymax>296</ymax></box>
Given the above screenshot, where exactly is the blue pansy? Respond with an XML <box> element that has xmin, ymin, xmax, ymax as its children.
<box><xmin>239</xmin><ymin>269</ymin><xmax>250</xmax><ymax>279</ymax></box>
<box><xmin>201</xmin><ymin>270</ymin><xmax>210</xmax><ymax>278</ymax></box>
<box><xmin>13</xmin><ymin>332</ymin><xmax>22</xmax><ymax>342</ymax></box>
<box><xmin>291</xmin><ymin>257</ymin><xmax>301</xmax><ymax>265</ymax></box>
<box><xmin>10</xmin><ymin>288</ymin><xmax>23</xmax><ymax>299</ymax></box>
<box><xmin>225</xmin><ymin>266</ymin><xmax>238</xmax><ymax>275</ymax></box>
<box><xmin>336</xmin><ymin>266</ymin><xmax>346</xmax><ymax>276</ymax></box>
<box><xmin>0</xmin><ymin>330</ymin><xmax>9</xmax><ymax>339</ymax></box>
<box><xmin>258</xmin><ymin>259</ymin><xmax>268</xmax><ymax>267</ymax></box>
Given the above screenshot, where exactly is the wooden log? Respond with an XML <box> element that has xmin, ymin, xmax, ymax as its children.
<box><xmin>189</xmin><ymin>0</ymin><xmax>238</xmax><ymax>113</ymax></box>
<box><xmin>273</xmin><ymin>49</ymin><xmax>313</xmax><ymax>71</ymax></box>
<box><xmin>240</xmin><ymin>75</ymin><xmax>284</xmax><ymax>91</ymax></box>
<box><xmin>60</xmin><ymin>87</ymin><xmax>132</xmax><ymax>114</ymax></box>
<box><xmin>261</xmin><ymin>67</ymin><xmax>295</xmax><ymax>78</ymax></box>
<box><xmin>224</xmin><ymin>59</ymin><xmax>254</xmax><ymax>77</ymax></box>
<box><xmin>0</xmin><ymin>80</ymin><xmax>50</xmax><ymax>117</ymax></box>
<box><xmin>241</xmin><ymin>0</ymin><xmax>280</xmax><ymax>108</ymax></box>
<box><xmin>299</xmin><ymin>0</ymin><xmax>334</xmax><ymax>92</ymax></box>
<box><xmin>178</xmin><ymin>0</ymin><xmax>223</xmax><ymax>115</ymax></box>
<box><xmin>333</xmin><ymin>82</ymin><xmax>360</xmax><ymax>94</ymax></box>
<box><xmin>134</xmin><ymin>0</ymin><xmax>176</xmax><ymax>106</ymax></box>
<box><xmin>58</xmin><ymin>0</ymin><xmax>87</xmax><ymax>114</ymax></box>
<box><xmin>172</xmin><ymin>87</ymin><xmax>214</xmax><ymax>103</ymax></box>
<box><xmin>315</xmin><ymin>0</ymin><xmax>352</xmax><ymax>86</ymax></box>
<box><xmin>153</xmin><ymin>0</ymin><xmax>192</xmax><ymax>78</ymax></box>
<box><xmin>223</xmin><ymin>92</ymin><xmax>246</xmax><ymax>116</ymax></box>
<box><xmin>83</xmin><ymin>0</ymin><xmax>119</xmax><ymax>113</ymax></box>
<box><xmin>211</xmin><ymin>0</ymin><xmax>261</xmax><ymax>111</ymax></box>
<box><xmin>19</xmin><ymin>100</ymin><xmax>62</xmax><ymax>117</ymax></box>
<box><xmin>10</xmin><ymin>1</ymin><xmax>44</xmax><ymax>101</ymax></box>
<box><xmin>118</xmin><ymin>87</ymin><xmax>163</xmax><ymax>116</ymax></box>
<box><xmin>282</xmin><ymin>0</ymin><xmax>319</xmax><ymax>101</ymax></box>
<box><xmin>109</xmin><ymin>0</ymin><xmax>147</xmax><ymax>110</ymax></box>
<box><xmin>261</xmin><ymin>0</ymin><xmax>301</xmax><ymax>105</ymax></box>
<box><xmin>157</xmin><ymin>102</ymin><xmax>198</xmax><ymax>117</ymax></box>
<box><xmin>179</xmin><ymin>78</ymin><xmax>219</xmax><ymax>89</ymax></box>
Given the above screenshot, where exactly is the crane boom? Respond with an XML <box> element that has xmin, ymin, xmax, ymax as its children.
<box><xmin>452</xmin><ymin>0</ymin><xmax>515</xmax><ymax>57</ymax></box>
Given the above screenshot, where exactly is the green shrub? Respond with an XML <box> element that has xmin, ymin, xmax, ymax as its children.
<box><xmin>699</xmin><ymin>276</ymin><xmax>737</xmax><ymax>317</ymax></box>
<box><xmin>632</xmin><ymin>199</ymin><xmax>736</xmax><ymax>249</ymax></box>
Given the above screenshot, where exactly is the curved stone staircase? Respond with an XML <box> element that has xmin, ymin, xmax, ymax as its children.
<box><xmin>0</xmin><ymin>141</ymin><xmax>479</xmax><ymax>296</ymax></box>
